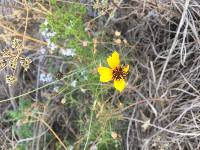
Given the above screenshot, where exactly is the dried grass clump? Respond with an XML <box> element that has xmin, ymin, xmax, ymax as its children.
<box><xmin>106</xmin><ymin>0</ymin><xmax>200</xmax><ymax>149</ymax></box>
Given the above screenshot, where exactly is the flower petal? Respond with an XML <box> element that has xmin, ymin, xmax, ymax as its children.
<box><xmin>107</xmin><ymin>51</ymin><xmax>120</xmax><ymax>69</ymax></box>
<box><xmin>114</xmin><ymin>79</ymin><xmax>125</xmax><ymax>92</ymax></box>
<box><xmin>98</xmin><ymin>67</ymin><xmax>113</xmax><ymax>82</ymax></box>
<box><xmin>123</xmin><ymin>65</ymin><xmax>129</xmax><ymax>73</ymax></box>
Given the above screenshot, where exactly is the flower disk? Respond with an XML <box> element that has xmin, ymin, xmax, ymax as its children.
<box><xmin>112</xmin><ymin>66</ymin><xmax>128</xmax><ymax>81</ymax></box>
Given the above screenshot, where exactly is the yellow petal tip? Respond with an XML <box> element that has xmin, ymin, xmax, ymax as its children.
<box><xmin>107</xmin><ymin>51</ymin><xmax>120</xmax><ymax>69</ymax></box>
<box><xmin>114</xmin><ymin>79</ymin><xmax>125</xmax><ymax>92</ymax></box>
<box><xmin>123</xmin><ymin>65</ymin><xmax>129</xmax><ymax>73</ymax></box>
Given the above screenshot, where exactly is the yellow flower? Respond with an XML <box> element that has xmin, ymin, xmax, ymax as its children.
<box><xmin>98</xmin><ymin>51</ymin><xmax>129</xmax><ymax>92</ymax></box>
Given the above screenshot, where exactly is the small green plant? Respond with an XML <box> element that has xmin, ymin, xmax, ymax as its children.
<box><xmin>7</xmin><ymin>99</ymin><xmax>33</xmax><ymax>149</ymax></box>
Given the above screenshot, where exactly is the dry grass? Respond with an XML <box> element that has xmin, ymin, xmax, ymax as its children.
<box><xmin>1</xmin><ymin>0</ymin><xmax>200</xmax><ymax>150</ymax></box>
<box><xmin>109</xmin><ymin>0</ymin><xmax>200</xmax><ymax>149</ymax></box>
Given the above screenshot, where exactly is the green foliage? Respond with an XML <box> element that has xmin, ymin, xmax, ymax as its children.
<box><xmin>50</xmin><ymin>0</ymin><xmax>57</xmax><ymax>5</ymax></box>
<box><xmin>7</xmin><ymin>99</ymin><xmax>33</xmax><ymax>149</ymax></box>
<box><xmin>15</xmin><ymin>123</ymin><xmax>33</xmax><ymax>138</ymax></box>
<box><xmin>40</xmin><ymin>2</ymin><xmax>122</xmax><ymax>149</ymax></box>
<box><xmin>43</xmin><ymin>3</ymin><xmax>87</xmax><ymax>47</ymax></box>
<box><xmin>8</xmin><ymin>98</ymin><xmax>31</xmax><ymax>121</ymax></box>
<box><xmin>42</xmin><ymin>2</ymin><xmax>102</xmax><ymax>91</ymax></box>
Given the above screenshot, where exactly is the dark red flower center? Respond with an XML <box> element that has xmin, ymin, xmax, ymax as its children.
<box><xmin>112</xmin><ymin>66</ymin><xmax>127</xmax><ymax>81</ymax></box>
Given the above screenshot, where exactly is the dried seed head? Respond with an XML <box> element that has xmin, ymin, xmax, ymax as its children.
<box><xmin>6</xmin><ymin>75</ymin><xmax>17</xmax><ymax>86</ymax></box>
<box><xmin>11</xmin><ymin>38</ymin><xmax>23</xmax><ymax>50</ymax></box>
<box><xmin>0</xmin><ymin>38</ymin><xmax>29</xmax><ymax>86</ymax></box>
<box><xmin>20</xmin><ymin>57</ymin><xmax>32</xmax><ymax>71</ymax></box>
<box><xmin>123</xmin><ymin>39</ymin><xmax>128</xmax><ymax>45</ymax></box>
<box><xmin>115</xmin><ymin>31</ymin><xmax>121</xmax><ymax>37</ymax></box>
<box><xmin>8</xmin><ymin>58</ymin><xmax>18</xmax><ymax>70</ymax></box>
<box><xmin>114</xmin><ymin>38</ymin><xmax>121</xmax><ymax>45</ymax></box>
<box><xmin>1</xmin><ymin>48</ymin><xmax>14</xmax><ymax>58</ymax></box>
<box><xmin>55</xmin><ymin>71</ymin><xmax>64</xmax><ymax>79</ymax></box>
<box><xmin>0</xmin><ymin>60</ymin><xmax>6</xmax><ymax>70</ymax></box>
<box><xmin>82</xmin><ymin>41</ymin><xmax>88</xmax><ymax>47</ymax></box>
<box><xmin>111</xmin><ymin>132</ymin><xmax>118</xmax><ymax>139</ymax></box>
<box><xmin>61</xmin><ymin>98</ymin><xmax>66</xmax><ymax>104</ymax></box>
